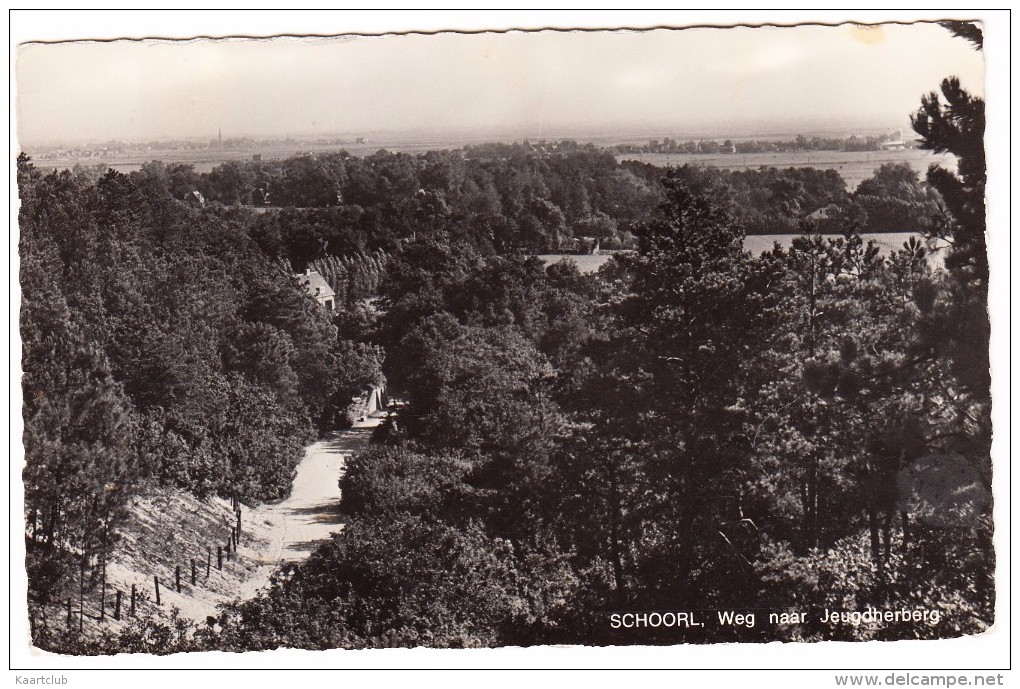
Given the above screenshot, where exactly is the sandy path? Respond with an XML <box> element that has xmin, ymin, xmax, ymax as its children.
<box><xmin>233</xmin><ymin>414</ymin><xmax>384</xmax><ymax>602</ymax></box>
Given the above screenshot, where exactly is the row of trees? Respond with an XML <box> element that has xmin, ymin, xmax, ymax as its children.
<box><xmin>620</xmin><ymin>159</ymin><xmax>949</xmax><ymax>236</ymax></box>
<box><xmin>612</xmin><ymin>132</ymin><xmax>895</xmax><ymax>155</ymax></box>
<box><xmin>122</xmin><ymin>140</ymin><xmax>944</xmax><ymax>263</ymax></box>
<box><xmin>307</xmin><ymin>250</ymin><xmax>390</xmax><ymax>309</ymax></box>
<box><xmin>135</xmin><ymin>147</ymin><xmax>658</xmax><ymax>254</ymax></box>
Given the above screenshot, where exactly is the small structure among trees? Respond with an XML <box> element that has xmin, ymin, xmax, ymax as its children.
<box><xmin>296</xmin><ymin>268</ymin><xmax>336</xmax><ymax>311</ymax></box>
<box><xmin>805</xmin><ymin>202</ymin><xmax>840</xmax><ymax>222</ymax></box>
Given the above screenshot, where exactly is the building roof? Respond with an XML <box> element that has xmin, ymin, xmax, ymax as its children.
<box><xmin>806</xmin><ymin>203</ymin><xmax>840</xmax><ymax>221</ymax></box>
<box><xmin>296</xmin><ymin>269</ymin><xmax>335</xmax><ymax>300</ymax></box>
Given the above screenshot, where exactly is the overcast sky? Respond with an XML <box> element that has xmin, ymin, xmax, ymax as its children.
<box><xmin>16</xmin><ymin>21</ymin><xmax>985</xmax><ymax>145</ymax></box>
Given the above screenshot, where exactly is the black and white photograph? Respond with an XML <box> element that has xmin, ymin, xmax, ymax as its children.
<box><xmin>9</xmin><ymin>9</ymin><xmax>1010</xmax><ymax>678</ymax></box>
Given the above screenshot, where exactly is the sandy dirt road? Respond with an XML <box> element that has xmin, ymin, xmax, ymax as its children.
<box><xmin>234</xmin><ymin>414</ymin><xmax>384</xmax><ymax>600</ymax></box>
<box><xmin>137</xmin><ymin>413</ymin><xmax>385</xmax><ymax>623</ymax></box>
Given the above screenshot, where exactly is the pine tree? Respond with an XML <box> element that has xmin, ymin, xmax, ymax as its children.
<box><xmin>909</xmin><ymin>31</ymin><xmax>990</xmax><ymax>468</ymax></box>
<box><xmin>911</xmin><ymin>76</ymin><xmax>986</xmax><ymax>286</ymax></box>
<box><xmin>596</xmin><ymin>172</ymin><xmax>779</xmax><ymax>607</ymax></box>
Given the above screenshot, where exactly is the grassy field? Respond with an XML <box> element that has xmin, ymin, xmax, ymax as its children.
<box><xmin>745</xmin><ymin>232</ymin><xmax>916</xmax><ymax>255</ymax></box>
<box><xmin>539</xmin><ymin>232</ymin><xmax>944</xmax><ymax>274</ymax></box>
<box><xmin>618</xmin><ymin>149</ymin><xmax>957</xmax><ymax>190</ymax></box>
<box><xmin>536</xmin><ymin>254</ymin><xmax>616</xmax><ymax>273</ymax></box>
<box><xmin>745</xmin><ymin>232</ymin><xmax>944</xmax><ymax>268</ymax></box>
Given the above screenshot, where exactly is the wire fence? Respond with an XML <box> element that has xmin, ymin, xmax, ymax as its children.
<box><xmin>28</xmin><ymin>498</ymin><xmax>247</xmax><ymax>638</ymax></box>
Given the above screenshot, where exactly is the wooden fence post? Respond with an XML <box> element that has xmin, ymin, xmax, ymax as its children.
<box><xmin>206</xmin><ymin>547</ymin><xmax>211</xmax><ymax>578</ymax></box>
<box><xmin>78</xmin><ymin>558</ymin><xmax>84</xmax><ymax>634</ymax></box>
<box><xmin>131</xmin><ymin>584</ymin><xmax>136</xmax><ymax>617</ymax></box>
<box><xmin>114</xmin><ymin>590</ymin><xmax>122</xmax><ymax>621</ymax></box>
<box><xmin>191</xmin><ymin>558</ymin><xmax>197</xmax><ymax>586</ymax></box>
<box><xmin>154</xmin><ymin>575</ymin><xmax>161</xmax><ymax>605</ymax></box>
<box><xmin>100</xmin><ymin>524</ymin><xmax>108</xmax><ymax>622</ymax></box>
<box><xmin>175</xmin><ymin>565</ymin><xmax>181</xmax><ymax>592</ymax></box>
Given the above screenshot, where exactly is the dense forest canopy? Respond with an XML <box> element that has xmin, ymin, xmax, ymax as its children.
<box><xmin>62</xmin><ymin>141</ymin><xmax>952</xmax><ymax>266</ymax></box>
<box><xmin>21</xmin><ymin>76</ymin><xmax>991</xmax><ymax>652</ymax></box>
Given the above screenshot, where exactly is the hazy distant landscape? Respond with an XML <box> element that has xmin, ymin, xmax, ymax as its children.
<box><xmin>25</xmin><ymin>138</ymin><xmax>466</xmax><ymax>174</ymax></box>
<box><xmin>25</xmin><ymin>135</ymin><xmax>958</xmax><ymax>199</ymax></box>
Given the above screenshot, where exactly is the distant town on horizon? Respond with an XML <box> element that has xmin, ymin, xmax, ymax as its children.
<box><xmin>21</xmin><ymin>119</ymin><xmax>918</xmax><ymax>151</ymax></box>
<box><xmin>22</xmin><ymin>122</ymin><xmax>922</xmax><ymax>167</ymax></box>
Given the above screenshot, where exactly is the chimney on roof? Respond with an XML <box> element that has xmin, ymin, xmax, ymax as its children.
<box><xmin>305</xmin><ymin>268</ymin><xmax>311</xmax><ymax>276</ymax></box>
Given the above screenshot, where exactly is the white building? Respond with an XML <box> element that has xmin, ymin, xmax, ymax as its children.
<box><xmin>296</xmin><ymin>269</ymin><xmax>336</xmax><ymax>312</ymax></box>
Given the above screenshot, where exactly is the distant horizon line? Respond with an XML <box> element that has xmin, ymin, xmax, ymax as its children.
<box><xmin>21</xmin><ymin>119</ymin><xmax>916</xmax><ymax>150</ymax></box>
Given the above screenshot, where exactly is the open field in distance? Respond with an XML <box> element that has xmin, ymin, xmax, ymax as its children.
<box><xmin>618</xmin><ymin>149</ymin><xmax>957</xmax><ymax>190</ymax></box>
<box><xmin>536</xmin><ymin>254</ymin><xmax>620</xmax><ymax>273</ymax></box>
<box><xmin>539</xmin><ymin>232</ymin><xmax>943</xmax><ymax>274</ymax></box>
<box><xmin>744</xmin><ymin>232</ymin><xmax>945</xmax><ymax>267</ymax></box>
